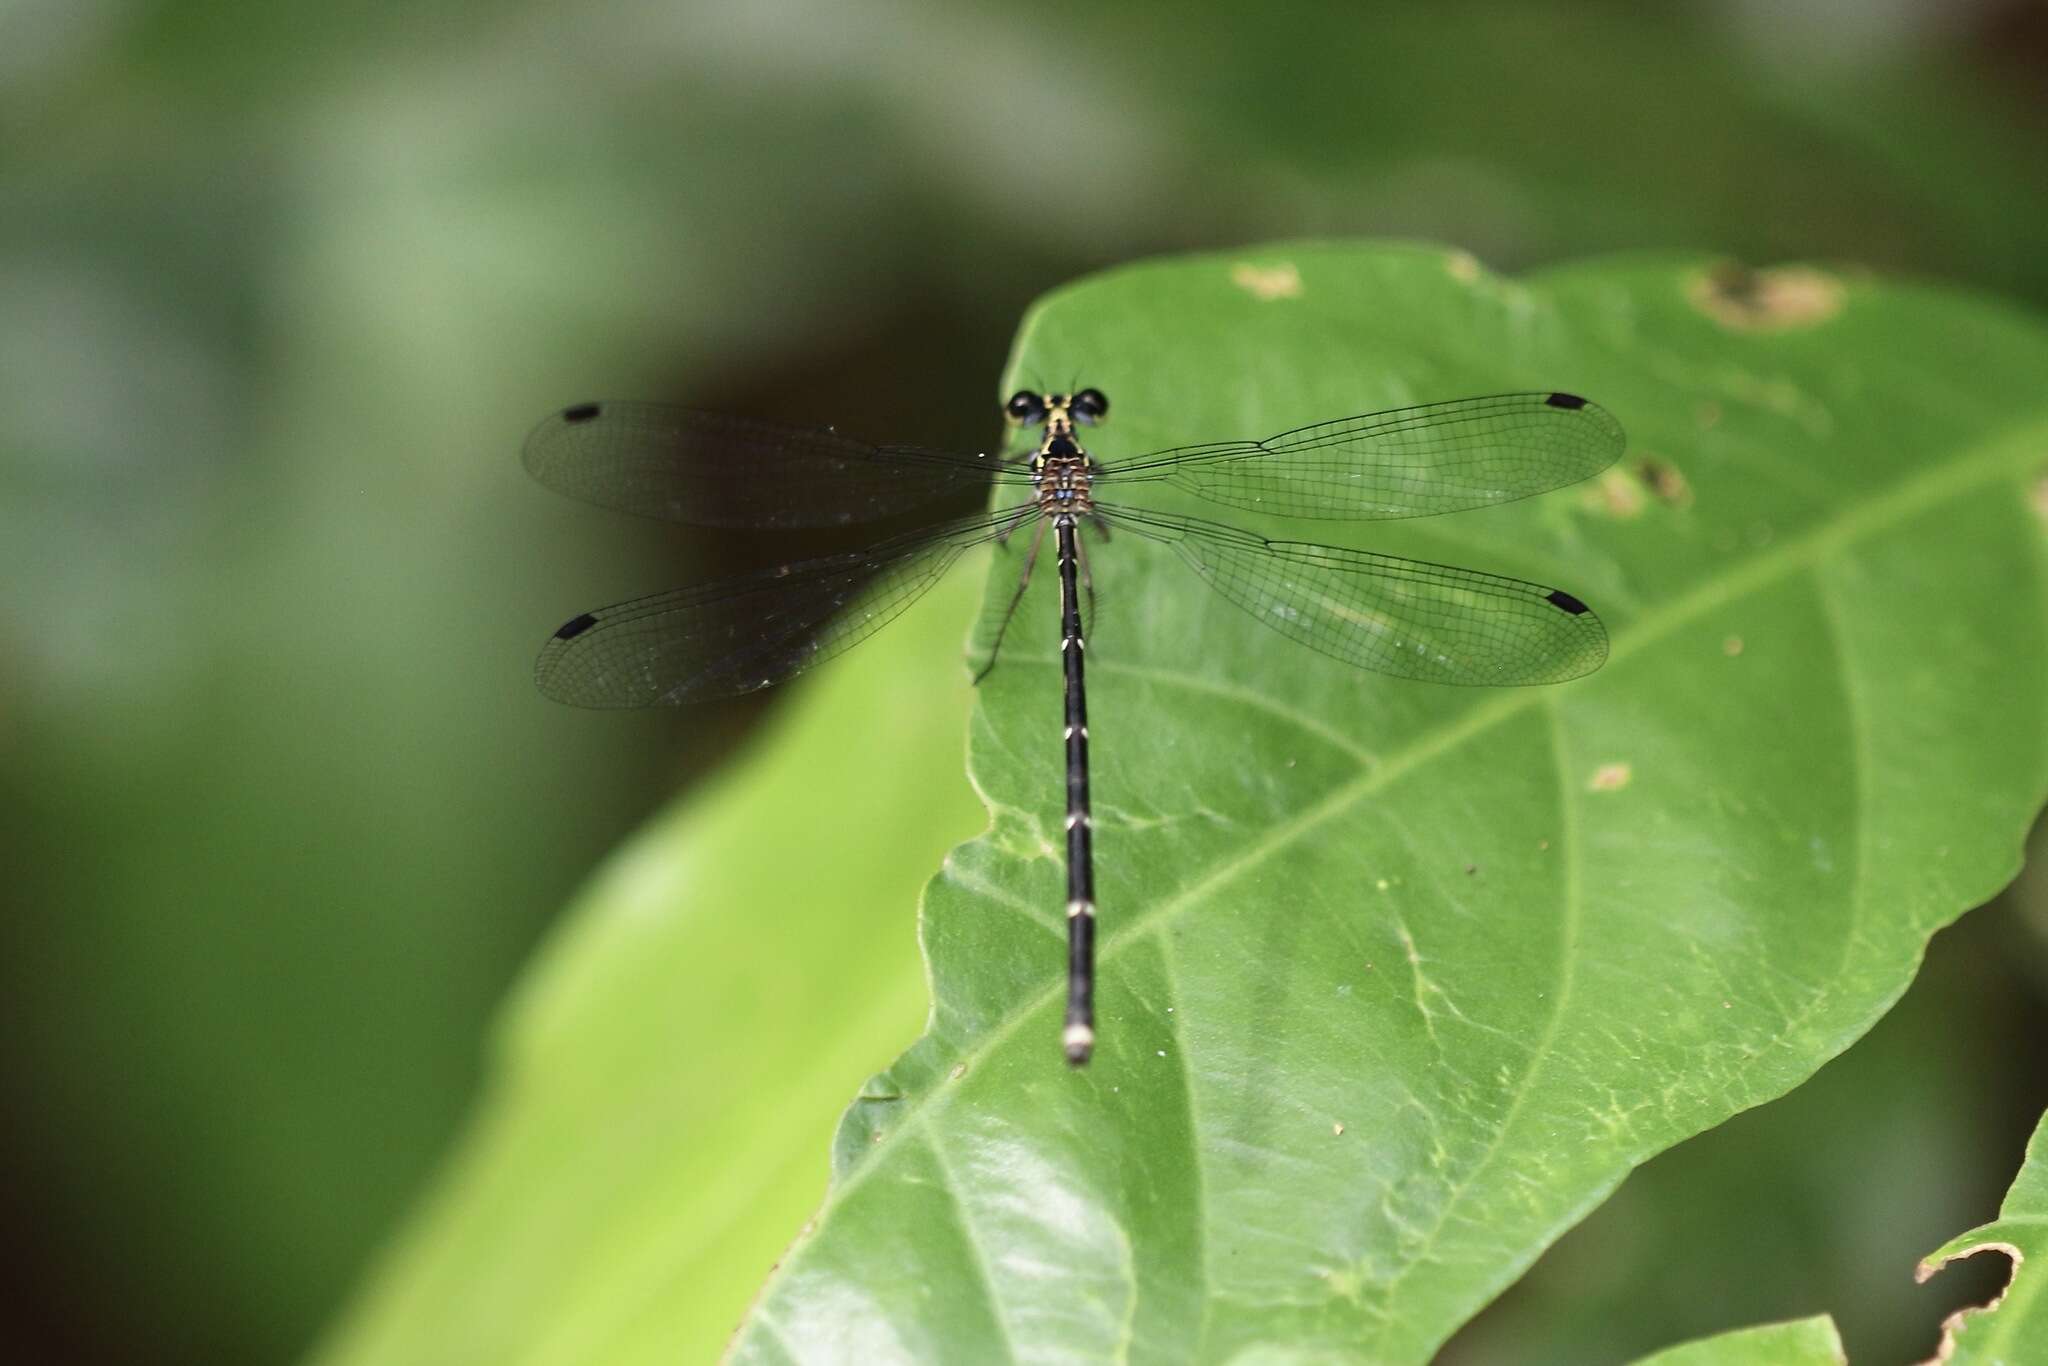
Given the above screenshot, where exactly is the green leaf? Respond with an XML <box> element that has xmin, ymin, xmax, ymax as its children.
<box><xmin>319</xmin><ymin>243</ymin><xmax>2048</xmax><ymax>1366</ymax></box>
<box><xmin>731</xmin><ymin>245</ymin><xmax>2048</xmax><ymax>1360</ymax></box>
<box><xmin>312</xmin><ymin>566</ymin><xmax>985</xmax><ymax>1366</ymax></box>
<box><xmin>1625</xmin><ymin>1316</ymin><xmax>1845</xmax><ymax>1366</ymax></box>
<box><xmin>1917</xmin><ymin>1107</ymin><xmax>2048</xmax><ymax>1362</ymax></box>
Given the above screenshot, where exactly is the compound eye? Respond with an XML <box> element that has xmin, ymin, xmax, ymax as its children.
<box><xmin>1071</xmin><ymin>388</ymin><xmax>1109</xmax><ymax>423</ymax></box>
<box><xmin>1003</xmin><ymin>391</ymin><xmax>1045</xmax><ymax>424</ymax></box>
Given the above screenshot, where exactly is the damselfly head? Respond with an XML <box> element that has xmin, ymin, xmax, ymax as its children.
<box><xmin>1004</xmin><ymin>387</ymin><xmax>1108</xmax><ymax>430</ymax></box>
<box><xmin>1003</xmin><ymin>391</ymin><xmax>1048</xmax><ymax>427</ymax></box>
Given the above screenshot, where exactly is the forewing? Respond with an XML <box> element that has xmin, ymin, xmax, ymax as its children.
<box><xmin>1109</xmin><ymin>392</ymin><xmax>1624</xmax><ymax>521</ymax></box>
<box><xmin>523</xmin><ymin>402</ymin><xmax>1026</xmax><ymax>527</ymax></box>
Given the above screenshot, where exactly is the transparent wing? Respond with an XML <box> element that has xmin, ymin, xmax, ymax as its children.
<box><xmin>1106</xmin><ymin>392</ymin><xmax>1624</xmax><ymax>521</ymax></box>
<box><xmin>967</xmin><ymin>518</ymin><xmax>1114</xmax><ymax>681</ymax></box>
<box><xmin>524</xmin><ymin>401</ymin><xmax>1033</xmax><ymax>528</ymax></box>
<box><xmin>536</xmin><ymin>505</ymin><xmax>1032</xmax><ymax>706</ymax></box>
<box><xmin>1099</xmin><ymin>504</ymin><xmax>1607</xmax><ymax>686</ymax></box>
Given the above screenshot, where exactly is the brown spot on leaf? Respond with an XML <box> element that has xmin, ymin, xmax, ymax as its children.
<box><xmin>1231</xmin><ymin>261</ymin><xmax>1302</xmax><ymax>300</ymax></box>
<box><xmin>2031</xmin><ymin>474</ymin><xmax>2048</xmax><ymax>527</ymax></box>
<box><xmin>1445</xmin><ymin>251</ymin><xmax>1481</xmax><ymax>283</ymax></box>
<box><xmin>1690</xmin><ymin>262</ymin><xmax>1845</xmax><ymax>331</ymax></box>
<box><xmin>1724</xmin><ymin>635</ymin><xmax>1745</xmax><ymax>657</ymax></box>
<box><xmin>1588</xmin><ymin>762</ymin><xmax>1632</xmax><ymax>793</ymax></box>
<box><xmin>1636</xmin><ymin>455</ymin><xmax>1693</xmax><ymax>507</ymax></box>
<box><xmin>1584</xmin><ymin>468</ymin><xmax>1646</xmax><ymax>518</ymax></box>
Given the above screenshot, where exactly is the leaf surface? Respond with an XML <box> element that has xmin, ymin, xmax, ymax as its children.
<box><xmin>732</xmin><ymin>245</ymin><xmax>2048</xmax><ymax>1361</ymax></box>
<box><xmin>1626</xmin><ymin>1316</ymin><xmax>1845</xmax><ymax>1366</ymax></box>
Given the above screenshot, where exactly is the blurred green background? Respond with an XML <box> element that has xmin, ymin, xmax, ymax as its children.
<box><xmin>4</xmin><ymin>1</ymin><xmax>2045</xmax><ymax>1363</ymax></box>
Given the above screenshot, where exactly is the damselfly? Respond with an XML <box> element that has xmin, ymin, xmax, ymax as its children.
<box><xmin>526</xmin><ymin>387</ymin><xmax>1624</xmax><ymax>1064</ymax></box>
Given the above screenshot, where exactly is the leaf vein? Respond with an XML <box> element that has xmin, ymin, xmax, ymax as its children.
<box><xmin>1363</xmin><ymin>695</ymin><xmax>1582</xmax><ymax>1333</ymax></box>
<box><xmin>917</xmin><ymin>1122</ymin><xmax>1023</xmax><ymax>1363</ymax></box>
<box><xmin>1152</xmin><ymin>932</ymin><xmax>1213</xmax><ymax>1361</ymax></box>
